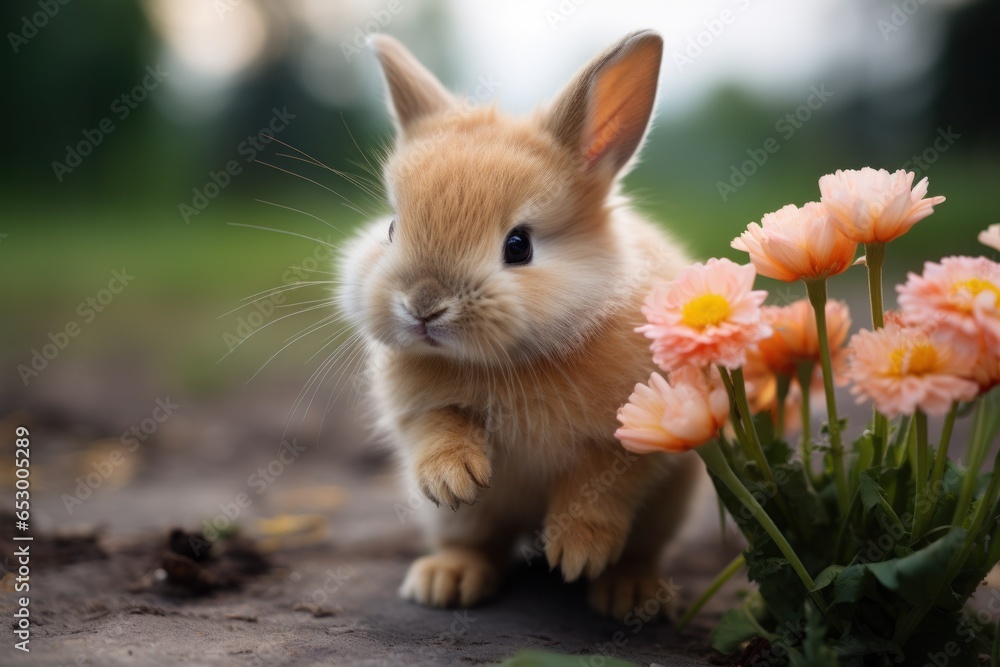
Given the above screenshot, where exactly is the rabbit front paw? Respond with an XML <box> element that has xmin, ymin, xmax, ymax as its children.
<box><xmin>543</xmin><ymin>512</ymin><xmax>627</xmax><ymax>582</ymax></box>
<box><xmin>413</xmin><ymin>436</ymin><xmax>492</xmax><ymax>511</ymax></box>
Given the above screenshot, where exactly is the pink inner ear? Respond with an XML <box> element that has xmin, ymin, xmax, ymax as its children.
<box><xmin>582</xmin><ymin>109</ymin><xmax>624</xmax><ymax>169</ymax></box>
<box><xmin>578</xmin><ymin>39</ymin><xmax>661</xmax><ymax>172</ymax></box>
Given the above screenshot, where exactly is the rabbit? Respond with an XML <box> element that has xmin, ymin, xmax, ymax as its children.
<box><xmin>337</xmin><ymin>29</ymin><xmax>702</xmax><ymax>619</ymax></box>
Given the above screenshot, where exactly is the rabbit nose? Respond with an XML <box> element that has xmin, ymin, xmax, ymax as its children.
<box><xmin>404</xmin><ymin>280</ymin><xmax>448</xmax><ymax>322</ymax></box>
<box><xmin>414</xmin><ymin>307</ymin><xmax>448</xmax><ymax>324</ymax></box>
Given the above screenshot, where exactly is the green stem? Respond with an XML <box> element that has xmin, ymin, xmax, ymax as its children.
<box><xmin>796</xmin><ymin>361</ymin><xmax>817</xmax><ymax>485</ymax></box>
<box><xmin>833</xmin><ymin>486</ymin><xmax>863</xmax><ymax>565</ymax></box>
<box><xmin>775</xmin><ymin>373</ymin><xmax>791</xmax><ymax>440</ymax></box>
<box><xmin>718</xmin><ymin>365</ymin><xmax>752</xmax><ymax>461</ymax></box>
<box><xmin>910</xmin><ymin>410</ymin><xmax>930</xmax><ymax>542</ymax></box>
<box><xmin>731</xmin><ymin>368</ymin><xmax>773</xmax><ymax>480</ymax></box>
<box><xmin>912</xmin><ymin>403</ymin><xmax>959</xmax><ymax>543</ymax></box>
<box><xmin>891</xmin><ymin>414</ymin><xmax>913</xmax><ymax>467</ymax></box>
<box><xmin>805</xmin><ymin>279</ymin><xmax>849</xmax><ymax>516</ymax></box>
<box><xmin>730</xmin><ymin>367</ymin><xmax>795</xmax><ymax>524</ymax></box>
<box><xmin>865</xmin><ymin>241</ymin><xmax>889</xmax><ymax>466</ymax></box>
<box><xmin>865</xmin><ymin>241</ymin><xmax>886</xmax><ymax>329</ymax></box>
<box><xmin>953</xmin><ymin>401</ymin><xmax>990</xmax><ymax>525</ymax></box>
<box><xmin>675</xmin><ymin>553</ymin><xmax>745</xmax><ymax>632</ymax></box>
<box><xmin>896</xmin><ymin>415</ymin><xmax>916</xmax><ymax>467</ymax></box>
<box><xmin>872</xmin><ymin>413</ymin><xmax>889</xmax><ymax>472</ymax></box>
<box><xmin>741</xmin><ymin>601</ymin><xmax>779</xmax><ymax>642</ymax></box>
<box><xmin>697</xmin><ymin>441</ymin><xmax>827</xmax><ymax>614</ymax></box>
<box><xmin>938</xmin><ymin>402</ymin><xmax>958</xmax><ymax>462</ymax></box>
<box><xmin>719</xmin><ymin>367</ymin><xmax>776</xmax><ymax>487</ymax></box>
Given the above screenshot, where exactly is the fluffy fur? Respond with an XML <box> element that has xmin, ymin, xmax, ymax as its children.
<box><xmin>338</xmin><ymin>30</ymin><xmax>701</xmax><ymax>618</ymax></box>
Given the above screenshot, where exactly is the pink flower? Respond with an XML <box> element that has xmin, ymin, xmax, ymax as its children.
<box><xmin>757</xmin><ymin>299</ymin><xmax>851</xmax><ymax>378</ymax></box>
<box><xmin>980</xmin><ymin>224</ymin><xmax>1000</xmax><ymax>253</ymax></box>
<box><xmin>897</xmin><ymin>256</ymin><xmax>1000</xmax><ymax>349</ymax></box>
<box><xmin>732</xmin><ymin>202</ymin><xmax>857</xmax><ymax>282</ymax></box>
<box><xmin>846</xmin><ymin>323</ymin><xmax>978</xmax><ymax>417</ymax></box>
<box><xmin>615</xmin><ymin>366</ymin><xmax>730</xmax><ymax>454</ymax></box>
<box><xmin>883</xmin><ymin>309</ymin><xmax>905</xmax><ymax>327</ymax></box>
<box><xmin>819</xmin><ymin>168</ymin><xmax>946</xmax><ymax>243</ymax></box>
<box><xmin>638</xmin><ymin>258</ymin><xmax>770</xmax><ymax>371</ymax></box>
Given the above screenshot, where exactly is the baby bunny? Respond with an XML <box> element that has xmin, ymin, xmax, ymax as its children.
<box><xmin>338</xmin><ymin>29</ymin><xmax>701</xmax><ymax>618</ymax></box>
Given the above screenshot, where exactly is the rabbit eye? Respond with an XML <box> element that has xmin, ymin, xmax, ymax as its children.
<box><xmin>503</xmin><ymin>227</ymin><xmax>532</xmax><ymax>265</ymax></box>
<box><xmin>387</xmin><ymin>217</ymin><xmax>397</xmax><ymax>242</ymax></box>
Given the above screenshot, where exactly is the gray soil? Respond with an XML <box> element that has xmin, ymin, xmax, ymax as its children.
<box><xmin>0</xmin><ymin>362</ymin><xmax>741</xmax><ymax>667</ymax></box>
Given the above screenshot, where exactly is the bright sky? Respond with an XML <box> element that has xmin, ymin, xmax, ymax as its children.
<box><xmin>145</xmin><ymin>0</ymin><xmax>966</xmax><ymax>122</ymax></box>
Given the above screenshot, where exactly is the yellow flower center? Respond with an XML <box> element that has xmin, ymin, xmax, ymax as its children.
<box><xmin>682</xmin><ymin>294</ymin><xmax>730</xmax><ymax>329</ymax></box>
<box><xmin>952</xmin><ymin>278</ymin><xmax>1000</xmax><ymax>308</ymax></box>
<box><xmin>888</xmin><ymin>343</ymin><xmax>938</xmax><ymax>377</ymax></box>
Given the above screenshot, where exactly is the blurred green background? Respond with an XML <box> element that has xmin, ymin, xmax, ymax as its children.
<box><xmin>2</xmin><ymin>0</ymin><xmax>998</xmax><ymax>400</ymax></box>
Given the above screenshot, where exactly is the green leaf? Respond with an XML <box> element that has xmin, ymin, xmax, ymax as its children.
<box><xmin>811</xmin><ymin>565</ymin><xmax>844</xmax><ymax>592</ymax></box>
<box><xmin>852</xmin><ymin>432</ymin><xmax>875</xmax><ymax>488</ymax></box>
<box><xmin>831</xmin><ymin>564</ymin><xmax>869</xmax><ymax>605</ymax></box>
<box><xmin>858</xmin><ymin>471</ymin><xmax>888</xmax><ymax>514</ymax></box>
<box><xmin>927</xmin><ymin>462</ymin><xmax>965</xmax><ymax>528</ymax></box>
<box><xmin>831</xmin><ymin>632</ymin><xmax>904</xmax><ymax>662</ymax></box>
<box><xmin>858</xmin><ymin>470</ymin><xmax>906</xmax><ymax>539</ymax></box>
<box><xmin>775</xmin><ymin>462</ymin><xmax>829</xmax><ymax>536</ymax></box>
<box><xmin>788</xmin><ymin>603</ymin><xmax>838</xmax><ymax>667</ymax></box>
<box><xmin>866</xmin><ymin>526</ymin><xmax>966</xmax><ymax>608</ymax></box>
<box><xmin>711</xmin><ymin>607</ymin><xmax>765</xmax><ymax>654</ymax></box>
<box><xmin>494</xmin><ymin>651</ymin><xmax>640</xmax><ymax>667</ymax></box>
<box><xmin>747</xmin><ymin>555</ymin><xmax>787</xmax><ymax>581</ymax></box>
<box><xmin>874</xmin><ymin>459</ymin><xmax>912</xmax><ymax>516</ymax></box>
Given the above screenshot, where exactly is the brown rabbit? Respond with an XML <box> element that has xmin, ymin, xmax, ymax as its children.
<box><xmin>338</xmin><ymin>29</ymin><xmax>701</xmax><ymax>618</ymax></box>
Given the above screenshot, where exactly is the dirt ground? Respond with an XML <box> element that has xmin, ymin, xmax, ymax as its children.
<box><xmin>0</xmin><ymin>361</ymin><xmax>743</xmax><ymax>667</ymax></box>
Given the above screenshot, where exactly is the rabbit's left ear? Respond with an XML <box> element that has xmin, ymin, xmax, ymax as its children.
<box><xmin>545</xmin><ymin>30</ymin><xmax>663</xmax><ymax>177</ymax></box>
<box><xmin>370</xmin><ymin>34</ymin><xmax>455</xmax><ymax>136</ymax></box>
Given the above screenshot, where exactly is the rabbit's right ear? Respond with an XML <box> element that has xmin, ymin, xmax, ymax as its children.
<box><xmin>370</xmin><ymin>35</ymin><xmax>455</xmax><ymax>136</ymax></box>
<box><xmin>545</xmin><ymin>30</ymin><xmax>663</xmax><ymax>179</ymax></box>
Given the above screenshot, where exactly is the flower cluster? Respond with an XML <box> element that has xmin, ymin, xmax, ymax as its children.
<box><xmin>618</xmin><ymin>166</ymin><xmax>1000</xmax><ymax>658</ymax></box>
<box><xmin>849</xmin><ymin>255</ymin><xmax>1000</xmax><ymax>415</ymax></box>
<box><xmin>616</xmin><ymin>166</ymin><xmax>995</xmax><ymax>456</ymax></box>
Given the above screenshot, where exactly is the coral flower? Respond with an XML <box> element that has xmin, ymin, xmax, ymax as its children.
<box><xmin>970</xmin><ymin>340</ymin><xmax>1000</xmax><ymax>391</ymax></box>
<box><xmin>731</xmin><ymin>202</ymin><xmax>857</xmax><ymax>282</ymax></box>
<box><xmin>743</xmin><ymin>347</ymin><xmax>782</xmax><ymax>413</ymax></box>
<box><xmin>615</xmin><ymin>365</ymin><xmax>730</xmax><ymax>454</ymax></box>
<box><xmin>846</xmin><ymin>323</ymin><xmax>978</xmax><ymax>417</ymax></box>
<box><xmin>897</xmin><ymin>256</ymin><xmax>1000</xmax><ymax>349</ymax></box>
<box><xmin>819</xmin><ymin>168</ymin><xmax>946</xmax><ymax>243</ymax></box>
<box><xmin>743</xmin><ymin>348</ymin><xmax>811</xmax><ymax>432</ymax></box>
<box><xmin>638</xmin><ymin>258</ymin><xmax>770</xmax><ymax>371</ymax></box>
<box><xmin>980</xmin><ymin>224</ymin><xmax>1000</xmax><ymax>253</ymax></box>
<box><xmin>757</xmin><ymin>299</ymin><xmax>851</xmax><ymax>378</ymax></box>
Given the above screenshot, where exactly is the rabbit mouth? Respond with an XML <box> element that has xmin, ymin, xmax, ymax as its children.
<box><xmin>410</xmin><ymin>321</ymin><xmax>443</xmax><ymax>348</ymax></box>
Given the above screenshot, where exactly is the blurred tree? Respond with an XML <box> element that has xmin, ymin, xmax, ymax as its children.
<box><xmin>934</xmin><ymin>0</ymin><xmax>1000</xmax><ymax>147</ymax></box>
<box><xmin>2</xmin><ymin>0</ymin><xmax>154</xmax><ymax>196</ymax></box>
